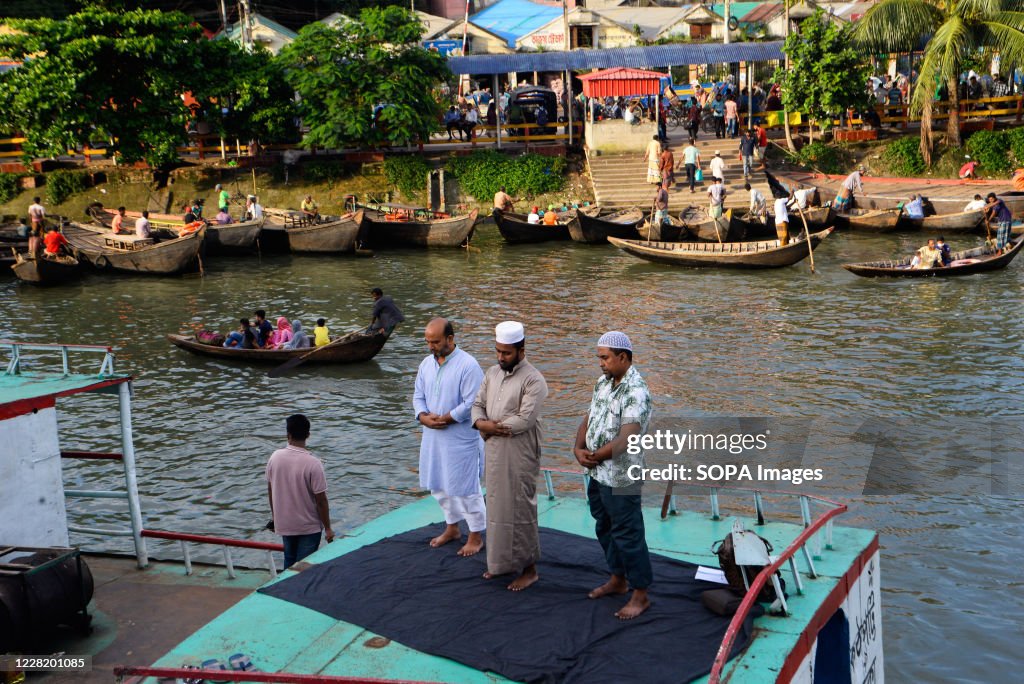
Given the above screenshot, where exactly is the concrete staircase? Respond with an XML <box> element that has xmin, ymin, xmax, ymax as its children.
<box><xmin>587</xmin><ymin>129</ymin><xmax>772</xmax><ymax>213</ymax></box>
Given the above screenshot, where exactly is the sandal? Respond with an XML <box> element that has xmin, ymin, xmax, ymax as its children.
<box><xmin>200</xmin><ymin>659</ymin><xmax>229</xmax><ymax>684</ymax></box>
<box><xmin>228</xmin><ymin>653</ymin><xmax>257</xmax><ymax>672</ymax></box>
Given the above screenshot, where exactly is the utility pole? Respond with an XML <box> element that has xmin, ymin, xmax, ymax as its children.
<box><xmin>724</xmin><ymin>0</ymin><xmax>731</xmax><ymax>45</ymax></box>
<box><xmin>219</xmin><ymin>0</ymin><xmax>228</xmax><ymax>33</ymax></box>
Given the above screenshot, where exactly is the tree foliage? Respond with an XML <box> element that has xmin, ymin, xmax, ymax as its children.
<box><xmin>774</xmin><ymin>10</ymin><xmax>870</xmax><ymax>141</ymax></box>
<box><xmin>0</xmin><ymin>7</ymin><xmax>211</xmax><ymax>166</ymax></box>
<box><xmin>279</xmin><ymin>7</ymin><xmax>451</xmax><ymax>149</ymax></box>
<box><xmin>853</xmin><ymin>0</ymin><xmax>1024</xmax><ymax>164</ymax></box>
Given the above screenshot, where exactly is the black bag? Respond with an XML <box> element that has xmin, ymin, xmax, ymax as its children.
<box><xmin>701</xmin><ymin>588</ymin><xmax>743</xmax><ymax>616</ymax></box>
<box><xmin>711</xmin><ymin>531</ymin><xmax>786</xmax><ymax>603</ymax></box>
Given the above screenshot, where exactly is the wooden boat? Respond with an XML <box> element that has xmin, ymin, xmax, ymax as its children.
<box><xmin>677</xmin><ymin>206</ymin><xmax>741</xmax><ymax>242</ymax></box>
<box><xmin>997</xmin><ymin>191</ymin><xmax>1024</xmax><ymax>218</ymax></box>
<box><xmin>897</xmin><ymin>209</ymin><xmax>984</xmax><ymax>233</ymax></box>
<box><xmin>637</xmin><ymin>214</ymin><xmax>688</xmax><ymax>242</ymax></box>
<box><xmin>63</xmin><ymin>222</ymin><xmax>205</xmax><ymax>275</ymax></box>
<box><xmin>843</xmin><ymin>236</ymin><xmax>1024</xmax><ymax>277</ymax></box>
<box><xmin>608</xmin><ymin>228</ymin><xmax>834</xmax><ymax>268</ymax></box>
<box><xmin>89</xmin><ymin>206</ymin><xmax>263</xmax><ymax>252</ymax></box>
<box><xmin>492</xmin><ymin>209</ymin><xmax>572</xmax><ymax>243</ymax></box>
<box><xmin>730</xmin><ymin>206</ymin><xmax>834</xmax><ymax>239</ymax></box>
<box><xmin>284</xmin><ymin>211</ymin><xmax>363</xmax><ymax>253</ymax></box>
<box><xmin>572</xmin><ymin>207</ymin><xmax>643</xmax><ymax>243</ymax></box>
<box><xmin>360</xmin><ymin>205</ymin><xmax>478</xmax><ymax>248</ymax></box>
<box><xmin>11</xmin><ymin>252</ymin><xmax>82</xmax><ymax>285</ymax></box>
<box><xmin>834</xmin><ymin>208</ymin><xmax>902</xmax><ymax>232</ymax></box>
<box><xmin>166</xmin><ymin>328</ymin><xmax>389</xmax><ymax>365</ymax></box>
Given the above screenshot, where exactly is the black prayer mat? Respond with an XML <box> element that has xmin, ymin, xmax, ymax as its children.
<box><xmin>259</xmin><ymin>525</ymin><xmax>760</xmax><ymax>684</ymax></box>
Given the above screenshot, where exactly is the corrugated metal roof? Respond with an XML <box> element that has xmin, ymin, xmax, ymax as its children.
<box><xmin>470</xmin><ymin>0</ymin><xmax>564</xmax><ymax>48</ymax></box>
<box><xmin>578</xmin><ymin>67</ymin><xmax>664</xmax><ymax>97</ymax></box>
<box><xmin>447</xmin><ymin>42</ymin><xmax>785</xmax><ymax>75</ymax></box>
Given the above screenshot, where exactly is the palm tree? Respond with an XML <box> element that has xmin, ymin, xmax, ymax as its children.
<box><xmin>853</xmin><ymin>0</ymin><xmax>1024</xmax><ymax>165</ymax></box>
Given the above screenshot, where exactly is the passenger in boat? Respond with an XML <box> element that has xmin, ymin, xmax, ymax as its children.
<box><xmin>792</xmin><ymin>186</ymin><xmax>816</xmax><ymax>210</ymax></box>
<box><xmin>253</xmin><ymin>310</ymin><xmax>274</xmax><ymax>348</ymax></box>
<box><xmin>984</xmin><ymin>193</ymin><xmax>1013</xmax><ymax>252</ymax></box>
<box><xmin>835</xmin><ymin>166</ymin><xmax>864</xmax><ymax>211</ymax></box>
<box><xmin>245</xmin><ymin>195</ymin><xmax>264</xmax><ymax>221</ymax></box>
<box><xmin>414</xmin><ymin>318</ymin><xmax>486</xmax><ymax>556</ymax></box>
<box><xmin>111</xmin><ymin>206</ymin><xmax>128</xmax><ymax>234</ymax></box>
<box><xmin>527</xmin><ymin>206</ymin><xmax>541</xmax><ymax>224</ymax></box>
<box><xmin>914</xmin><ymin>238</ymin><xmax>945</xmax><ymax>269</ymax></box>
<box><xmin>543</xmin><ymin>206</ymin><xmax>558</xmax><ymax>226</ymax></box>
<box><xmin>745</xmin><ymin>183</ymin><xmax>767</xmax><ymax>218</ymax></box>
<box><xmin>573</xmin><ymin>331</ymin><xmax>653</xmax><ymax>620</ymax></box>
<box><xmin>266</xmin><ymin>414</ymin><xmax>334</xmax><ymax>569</ymax></box>
<box><xmin>27</xmin><ymin>196</ymin><xmax>45</xmax><ymax>255</ymax></box>
<box><xmin>301</xmin><ymin>195</ymin><xmax>319</xmax><ymax>221</ymax></box>
<box><xmin>774</xmin><ymin>194</ymin><xmax>791</xmax><ymax>245</ymax></box>
<box><xmin>313</xmin><ymin>318</ymin><xmax>330</xmax><ymax>347</ymax></box>
<box><xmin>369</xmin><ymin>287</ymin><xmax>405</xmax><ymax>335</ymax></box>
<box><xmin>472</xmin><ymin>321</ymin><xmax>548</xmax><ymax>592</ymax></box>
<box><xmin>182</xmin><ymin>204</ymin><xmax>197</xmax><ymax>224</ymax></box>
<box><xmin>271</xmin><ymin>317</ymin><xmax>293</xmax><ymax>348</ymax></box>
<box><xmin>707</xmin><ymin>176</ymin><xmax>727</xmax><ymax>219</ymax></box>
<box><xmin>42</xmin><ymin>224</ymin><xmax>71</xmax><ymax>258</ymax></box>
<box><xmin>215</xmin><ymin>207</ymin><xmax>233</xmax><ymax>225</ymax></box>
<box><xmin>904</xmin><ymin>194</ymin><xmax>925</xmax><ymax>219</ymax></box>
<box><xmin>654</xmin><ymin>181</ymin><xmax>670</xmax><ymax>224</ymax></box>
<box><xmin>493</xmin><ymin>186</ymin><xmax>515</xmax><ymax>213</ymax></box>
<box><xmin>936</xmin><ymin>236</ymin><xmax>952</xmax><ymax>266</ymax></box>
<box><xmin>284</xmin><ymin>321</ymin><xmax>311</xmax><ymax>349</ymax></box>
<box><xmin>191</xmin><ymin>198</ymin><xmax>204</xmax><ymax>220</ymax></box>
<box><xmin>964</xmin><ymin>194</ymin><xmax>986</xmax><ymax>212</ymax></box>
<box><xmin>224</xmin><ymin>318</ymin><xmax>256</xmax><ymax>349</ymax></box>
<box><xmin>135</xmin><ymin>211</ymin><xmax>151</xmax><ymax>239</ymax></box>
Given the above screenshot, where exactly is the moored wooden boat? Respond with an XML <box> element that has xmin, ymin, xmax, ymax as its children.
<box><xmin>897</xmin><ymin>209</ymin><xmax>984</xmax><ymax>233</ymax></box>
<box><xmin>166</xmin><ymin>328</ymin><xmax>389</xmax><ymax>364</ymax></box>
<box><xmin>677</xmin><ymin>206</ymin><xmax>741</xmax><ymax>242</ymax></box>
<box><xmin>284</xmin><ymin>211</ymin><xmax>363</xmax><ymax>253</ymax></box>
<box><xmin>11</xmin><ymin>252</ymin><xmax>82</xmax><ymax>285</ymax></box>
<box><xmin>608</xmin><ymin>228</ymin><xmax>834</xmax><ymax>268</ymax></box>
<box><xmin>360</xmin><ymin>206</ymin><xmax>478</xmax><ymax>248</ymax></box>
<box><xmin>637</xmin><ymin>214</ymin><xmax>688</xmax><ymax>242</ymax></box>
<box><xmin>89</xmin><ymin>206</ymin><xmax>262</xmax><ymax>252</ymax></box>
<box><xmin>834</xmin><ymin>208</ymin><xmax>902</xmax><ymax>232</ymax></box>
<box><xmin>492</xmin><ymin>209</ymin><xmax>572</xmax><ymax>243</ymax></box>
<box><xmin>64</xmin><ymin>222</ymin><xmax>205</xmax><ymax>275</ymax></box>
<box><xmin>572</xmin><ymin>207</ymin><xmax>643</xmax><ymax>243</ymax></box>
<box><xmin>843</xmin><ymin>235</ymin><xmax>1024</xmax><ymax>277</ymax></box>
<box><xmin>731</xmin><ymin>206</ymin><xmax>834</xmax><ymax>239</ymax></box>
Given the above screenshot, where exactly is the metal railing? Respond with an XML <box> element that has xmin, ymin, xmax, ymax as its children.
<box><xmin>0</xmin><ymin>340</ymin><xmax>116</xmax><ymax>377</ymax></box>
<box><xmin>113</xmin><ymin>666</ymin><xmax>436</xmax><ymax>683</ymax></box>
<box><xmin>141</xmin><ymin>529</ymin><xmax>283</xmax><ymax>579</ymax></box>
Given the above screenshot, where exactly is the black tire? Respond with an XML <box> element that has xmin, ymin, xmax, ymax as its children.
<box><xmin>95</xmin><ymin>254</ymin><xmax>109</xmax><ymax>269</ymax></box>
<box><xmin>701</xmin><ymin>115</ymin><xmax>716</xmax><ymax>135</ymax></box>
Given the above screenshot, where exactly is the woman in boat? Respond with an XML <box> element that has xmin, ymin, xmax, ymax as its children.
<box><xmin>270</xmin><ymin>317</ymin><xmax>293</xmax><ymax>348</ymax></box>
<box><xmin>284</xmin><ymin>321</ymin><xmax>311</xmax><ymax>349</ymax></box>
<box><xmin>224</xmin><ymin>319</ymin><xmax>257</xmax><ymax>349</ymax></box>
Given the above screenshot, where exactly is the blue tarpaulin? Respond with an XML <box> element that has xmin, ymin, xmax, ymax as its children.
<box><xmin>470</xmin><ymin>0</ymin><xmax>563</xmax><ymax>48</ymax></box>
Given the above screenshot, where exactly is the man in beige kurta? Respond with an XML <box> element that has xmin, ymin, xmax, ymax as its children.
<box><xmin>472</xmin><ymin>321</ymin><xmax>548</xmax><ymax>591</ymax></box>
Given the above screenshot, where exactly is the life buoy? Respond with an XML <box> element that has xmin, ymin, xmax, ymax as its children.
<box><xmin>95</xmin><ymin>254</ymin><xmax>110</xmax><ymax>268</ymax></box>
<box><xmin>384</xmin><ymin>213</ymin><xmax>410</xmax><ymax>222</ymax></box>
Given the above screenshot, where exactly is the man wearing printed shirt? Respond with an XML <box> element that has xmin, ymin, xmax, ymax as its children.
<box><xmin>573</xmin><ymin>331</ymin><xmax>653</xmax><ymax>620</ymax></box>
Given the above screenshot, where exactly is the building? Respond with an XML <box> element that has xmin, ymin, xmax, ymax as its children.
<box><xmin>216</xmin><ymin>13</ymin><xmax>298</xmax><ymax>55</ymax></box>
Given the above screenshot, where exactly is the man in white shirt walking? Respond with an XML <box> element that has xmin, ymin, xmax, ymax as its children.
<box><xmin>709</xmin><ymin>151</ymin><xmax>727</xmax><ymax>183</ymax></box>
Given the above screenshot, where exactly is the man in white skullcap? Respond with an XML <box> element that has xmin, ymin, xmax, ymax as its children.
<box><xmin>413</xmin><ymin>318</ymin><xmax>486</xmax><ymax>556</ymax></box>
<box><xmin>472</xmin><ymin>321</ymin><xmax>548</xmax><ymax>591</ymax></box>
<box><xmin>573</xmin><ymin>331</ymin><xmax>653</xmax><ymax>620</ymax></box>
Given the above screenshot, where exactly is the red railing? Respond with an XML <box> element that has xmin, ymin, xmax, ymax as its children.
<box><xmin>61</xmin><ymin>450</ymin><xmax>124</xmax><ymax>461</ymax></box>
<box><xmin>141</xmin><ymin>529</ymin><xmax>283</xmax><ymax>552</ymax></box>
<box><xmin>113</xmin><ymin>667</ymin><xmax>435</xmax><ymax>683</ymax></box>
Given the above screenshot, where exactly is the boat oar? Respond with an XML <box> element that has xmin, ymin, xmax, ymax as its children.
<box><xmin>797</xmin><ymin>205</ymin><xmax>815</xmax><ymax>274</ymax></box>
<box><xmin>267</xmin><ymin>334</ymin><xmax>353</xmax><ymax>378</ymax></box>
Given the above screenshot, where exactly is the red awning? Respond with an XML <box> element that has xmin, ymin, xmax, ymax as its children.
<box><xmin>577</xmin><ymin>67</ymin><xmax>665</xmax><ymax>98</ymax></box>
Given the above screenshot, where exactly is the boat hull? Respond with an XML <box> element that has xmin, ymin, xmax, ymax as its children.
<box><xmin>493</xmin><ymin>209</ymin><xmax>572</xmax><ymax>243</ymax></box>
<box><xmin>572</xmin><ymin>207</ymin><xmax>643</xmax><ymax>243</ymax></box>
<box><xmin>609</xmin><ymin>228</ymin><xmax>833</xmax><ymax>268</ymax></box>
<box><xmin>166</xmin><ymin>329</ymin><xmax>389</xmax><ymax>364</ymax></box>
<box><xmin>843</xmin><ymin>235</ymin><xmax>1024</xmax><ymax>277</ymax></box>
<box><xmin>897</xmin><ymin>210</ymin><xmax>984</xmax><ymax>233</ymax></box>
<box><xmin>362</xmin><ymin>209</ymin><xmax>478</xmax><ymax>248</ymax></box>
<box><xmin>206</xmin><ymin>219</ymin><xmax>263</xmax><ymax>252</ymax></box>
<box><xmin>64</xmin><ymin>223</ymin><xmax>204</xmax><ymax>275</ymax></box>
<box><xmin>834</xmin><ymin>209</ymin><xmax>902</xmax><ymax>232</ymax></box>
<box><xmin>637</xmin><ymin>216</ymin><xmax>688</xmax><ymax>242</ymax></box>
<box><xmin>11</xmin><ymin>254</ymin><xmax>82</xmax><ymax>285</ymax></box>
<box><xmin>285</xmin><ymin>211</ymin><xmax>363</xmax><ymax>253</ymax></box>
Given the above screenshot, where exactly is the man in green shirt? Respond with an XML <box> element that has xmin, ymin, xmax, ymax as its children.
<box><xmin>216</xmin><ymin>183</ymin><xmax>230</xmax><ymax>213</ymax></box>
<box><xmin>573</xmin><ymin>330</ymin><xmax>653</xmax><ymax>620</ymax></box>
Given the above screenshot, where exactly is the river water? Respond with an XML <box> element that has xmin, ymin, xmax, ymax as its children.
<box><xmin>2</xmin><ymin>225</ymin><xmax>1021</xmax><ymax>682</ymax></box>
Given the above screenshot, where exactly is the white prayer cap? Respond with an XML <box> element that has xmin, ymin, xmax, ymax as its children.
<box><xmin>598</xmin><ymin>331</ymin><xmax>633</xmax><ymax>351</ymax></box>
<box><xmin>495</xmin><ymin>321</ymin><xmax>525</xmax><ymax>344</ymax></box>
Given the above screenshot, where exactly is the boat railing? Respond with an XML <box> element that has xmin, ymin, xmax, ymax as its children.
<box><xmin>0</xmin><ymin>340</ymin><xmax>117</xmax><ymax>377</ymax></box>
<box><xmin>113</xmin><ymin>665</ymin><xmax>439</xmax><ymax>683</ymax></box>
<box><xmin>140</xmin><ymin>529</ymin><xmax>284</xmax><ymax>579</ymax></box>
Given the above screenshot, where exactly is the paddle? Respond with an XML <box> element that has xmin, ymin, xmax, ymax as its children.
<box><xmin>268</xmin><ymin>334</ymin><xmax>355</xmax><ymax>378</ymax></box>
<box><xmin>796</xmin><ymin>205</ymin><xmax>815</xmax><ymax>274</ymax></box>
<box><xmin>646</xmin><ymin>198</ymin><xmax>657</xmax><ymax>242</ymax></box>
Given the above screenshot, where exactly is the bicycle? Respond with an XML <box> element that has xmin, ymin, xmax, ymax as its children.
<box><xmin>701</xmin><ymin>110</ymin><xmax>718</xmax><ymax>135</ymax></box>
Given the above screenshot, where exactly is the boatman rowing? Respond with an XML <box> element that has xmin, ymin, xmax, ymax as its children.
<box><xmin>472</xmin><ymin>321</ymin><xmax>548</xmax><ymax>591</ymax></box>
<box><xmin>413</xmin><ymin>318</ymin><xmax>486</xmax><ymax>556</ymax></box>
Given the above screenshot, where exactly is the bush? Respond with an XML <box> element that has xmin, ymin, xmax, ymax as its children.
<box><xmin>46</xmin><ymin>170</ymin><xmax>88</xmax><ymax>205</ymax></box>
<box><xmin>1004</xmin><ymin>127</ymin><xmax>1024</xmax><ymax>168</ymax></box>
<box><xmin>445</xmin><ymin>151</ymin><xmax>566</xmax><ymax>200</ymax></box>
<box><xmin>0</xmin><ymin>173</ymin><xmax>20</xmax><ymax>205</ymax></box>
<box><xmin>383</xmin><ymin>156</ymin><xmax>430</xmax><ymax>198</ymax></box>
<box><xmin>301</xmin><ymin>161</ymin><xmax>350</xmax><ymax>185</ymax></box>
<box><xmin>882</xmin><ymin>137</ymin><xmax>926</xmax><ymax>177</ymax></box>
<box><xmin>793</xmin><ymin>142</ymin><xmax>848</xmax><ymax>175</ymax></box>
<box><xmin>965</xmin><ymin>130</ymin><xmax>1011</xmax><ymax>173</ymax></box>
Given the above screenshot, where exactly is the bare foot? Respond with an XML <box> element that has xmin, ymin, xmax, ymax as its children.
<box><xmin>615</xmin><ymin>590</ymin><xmax>650</xmax><ymax>620</ymax></box>
<box><xmin>507</xmin><ymin>565</ymin><xmax>538</xmax><ymax>592</ymax></box>
<box><xmin>588</xmin><ymin>575</ymin><xmax>629</xmax><ymax>599</ymax></box>
<box><xmin>457</xmin><ymin>531</ymin><xmax>483</xmax><ymax>557</ymax></box>
<box><xmin>482</xmin><ymin>571</ymin><xmax>495</xmax><ymax>579</ymax></box>
<box><xmin>429</xmin><ymin>524</ymin><xmax>461</xmax><ymax>548</ymax></box>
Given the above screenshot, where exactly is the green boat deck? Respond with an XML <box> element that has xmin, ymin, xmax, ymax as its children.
<box><xmin>150</xmin><ymin>489</ymin><xmax>877</xmax><ymax>683</ymax></box>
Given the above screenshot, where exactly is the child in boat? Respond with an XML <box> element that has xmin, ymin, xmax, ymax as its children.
<box><xmin>224</xmin><ymin>319</ymin><xmax>256</xmax><ymax>349</ymax></box>
<box><xmin>313</xmin><ymin>319</ymin><xmax>330</xmax><ymax>347</ymax></box>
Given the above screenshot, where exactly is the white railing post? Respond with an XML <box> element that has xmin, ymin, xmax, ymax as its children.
<box><xmin>267</xmin><ymin>551</ymin><xmax>278</xmax><ymax>578</ymax></box>
<box><xmin>222</xmin><ymin>546</ymin><xmax>236</xmax><ymax>579</ymax></box>
<box><xmin>118</xmin><ymin>381</ymin><xmax>148</xmax><ymax>568</ymax></box>
<box><xmin>180</xmin><ymin>540</ymin><xmax>193</xmax><ymax>575</ymax></box>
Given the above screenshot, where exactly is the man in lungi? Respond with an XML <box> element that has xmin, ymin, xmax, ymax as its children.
<box><xmin>472</xmin><ymin>321</ymin><xmax>548</xmax><ymax>591</ymax></box>
<box><xmin>413</xmin><ymin>318</ymin><xmax>486</xmax><ymax>556</ymax></box>
<box><xmin>573</xmin><ymin>331</ymin><xmax>654</xmax><ymax>620</ymax></box>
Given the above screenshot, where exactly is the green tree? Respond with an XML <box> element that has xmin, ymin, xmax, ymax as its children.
<box><xmin>0</xmin><ymin>7</ymin><xmax>211</xmax><ymax>166</ymax></box>
<box><xmin>279</xmin><ymin>6</ymin><xmax>451</xmax><ymax>149</ymax></box>
<box><xmin>775</xmin><ymin>10</ymin><xmax>870</xmax><ymax>143</ymax></box>
<box><xmin>853</xmin><ymin>0</ymin><xmax>1024</xmax><ymax>165</ymax></box>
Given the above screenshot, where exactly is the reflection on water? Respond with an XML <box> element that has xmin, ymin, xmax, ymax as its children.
<box><xmin>2</xmin><ymin>227</ymin><xmax>1022</xmax><ymax>680</ymax></box>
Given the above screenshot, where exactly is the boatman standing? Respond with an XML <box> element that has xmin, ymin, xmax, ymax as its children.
<box><xmin>414</xmin><ymin>318</ymin><xmax>486</xmax><ymax>556</ymax></box>
<box><xmin>573</xmin><ymin>331</ymin><xmax>653</xmax><ymax>620</ymax></box>
<box><xmin>369</xmin><ymin>288</ymin><xmax>405</xmax><ymax>336</ymax></box>
<box><xmin>472</xmin><ymin>321</ymin><xmax>548</xmax><ymax>591</ymax></box>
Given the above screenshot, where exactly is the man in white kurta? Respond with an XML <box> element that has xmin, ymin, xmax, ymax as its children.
<box><xmin>472</xmin><ymin>321</ymin><xmax>548</xmax><ymax>591</ymax></box>
<box><xmin>414</xmin><ymin>318</ymin><xmax>486</xmax><ymax>556</ymax></box>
